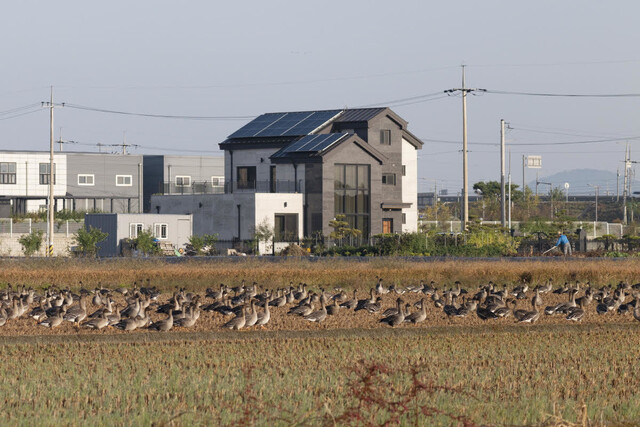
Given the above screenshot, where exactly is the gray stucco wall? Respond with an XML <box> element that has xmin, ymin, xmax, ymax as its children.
<box><xmin>66</xmin><ymin>153</ymin><xmax>143</xmax><ymax>213</ymax></box>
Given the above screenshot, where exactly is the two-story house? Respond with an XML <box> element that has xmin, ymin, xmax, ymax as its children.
<box><xmin>219</xmin><ymin>107</ymin><xmax>422</xmax><ymax>238</ymax></box>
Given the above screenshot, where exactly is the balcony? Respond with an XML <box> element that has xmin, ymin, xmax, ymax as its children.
<box><xmin>160</xmin><ymin>180</ymin><xmax>303</xmax><ymax>195</ymax></box>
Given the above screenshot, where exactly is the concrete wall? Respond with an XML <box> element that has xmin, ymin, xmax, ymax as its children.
<box><xmin>401</xmin><ymin>137</ymin><xmax>418</xmax><ymax>232</ymax></box>
<box><xmin>0</xmin><ymin>151</ymin><xmax>67</xmax><ymax>212</ymax></box>
<box><xmin>0</xmin><ymin>235</ymin><xmax>74</xmax><ymax>257</ymax></box>
<box><xmin>150</xmin><ymin>193</ymin><xmax>303</xmax><ymax>246</ymax></box>
<box><xmin>85</xmin><ymin>213</ymin><xmax>192</xmax><ymax>257</ymax></box>
<box><xmin>66</xmin><ymin>153</ymin><xmax>143</xmax><ymax>213</ymax></box>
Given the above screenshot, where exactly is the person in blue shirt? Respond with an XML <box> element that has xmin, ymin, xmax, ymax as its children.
<box><xmin>555</xmin><ymin>231</ymin><xmax>571</xmax><ymax>256</ymax></box>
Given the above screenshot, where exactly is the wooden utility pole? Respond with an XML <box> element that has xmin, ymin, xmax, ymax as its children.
<box><xmin>445</xmin><ymin>66</ymin><xmax>485</xmax><ymax>230</ymax></box>
<box><xmin>500</xmin><ymin>119</ymin><xmax>506</xmax><ymax>227</ymax></box>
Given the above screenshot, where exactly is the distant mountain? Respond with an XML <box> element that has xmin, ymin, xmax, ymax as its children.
<box><xmin>527</xmin><ymin>169</ymin><xmax>623</xmax><ymax>196</ymax></box>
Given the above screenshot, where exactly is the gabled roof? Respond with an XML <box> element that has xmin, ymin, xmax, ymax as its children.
<box><xmin>270</xmin><ymin>133</ymin><xmax>387</xmax><ymax>164</ymax></box>
<box><xmin>219</xmin><ymin>106</ymin><xmax>423</xmax><ymax>150</ymax></box>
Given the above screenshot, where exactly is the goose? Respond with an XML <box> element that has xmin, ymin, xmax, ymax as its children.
<box><xmin>106</xmin><ymin>304</ymin><xmax>121</xmax><ymax>326</ymax></box>
<box><xmin>326</xmin><ymin>299</ymin><xmax>339</xmax><ymax>316</ymax></box>
<box><xmin>244</xmin><ymin>301</ymin><xmax>258</xmax><ymax>327</ymax></box>
<box><xmin>64</xmin><ymin>296</ymin><xmax>88</xmax><ymax>324</ymax></box>
<box><xmin>355</xmin><ymin>289</ymin><xmax>376</xmax><ymax>311</ymax></box>
<box><xmin>39</xmin><ymin>306</ymin><xmax>66</xmax><ymax>328</ymax></box>
<box><xmin>293</xmin><ymin>284</ymin><xmax>308</xmax><ymax>301</ymax></box>
<box><xmin>443</xmin><ymin>294</ymin><xmax>459</xmax><ymax>318</ymax></box>
<box><xmin>379</xmin><ymin>298</ymin><xmax>405</xmax><ymax>326</ymax></box>
<box><xmin>304</xmin><ymin>296</ymin><xmax>328</xmax><ymax>323</ymax></box>
<box><xmin>532</xmin><ymin>288</ymin><xmax>542</xmax><ymax>308</ymax></box>
<box><xmin>223</xmin><ymin>307</ymin><xmax>246</xmax><ymax>330</ymax></box>
<box><xmin>493</xmin><ymin>301</ymin><xmax>512</xmax><ymax>318</ymax></box>
<box><xmin>512</xmin><ymin>300</ymin><xmax>529</xmax><ymax>322</ymax></box>
<box><xmin>206</xmin><ymin>284</ymin><xmax>226</xmax><ymax>300</ymax></box>
<box><xmin>421</xmin><ymin>281</ymin><xmax>436</xmax><ymax>296</ymax></box>
<box><xmin>89</xmin><ymin>297</ymin><xmax>114</xmax><ymax>319</ymax></box>
<box><xmin>83</xmin><ymin>313</ymin><xmax>109</xmax><ymax>330</ymax></box>
<box><xmin>174</xmin><ymin>306</ymin><xmax>199</xmax><ymax>328</ymax></box>
<box><xmin>0</xmin><ymin>308</ymin><xmax>7</xmax><ymax>327</ymax></box>
<box><xmin>255</xmin><ymin>298</ymin><xmax>271</xmax><ymax>328</ymax></box>
<box><xmin>455</xmin><ymin>299</ymin><xmax>477</xmax><ymax>317</ymax></box>
<box><xmin>566</xmin><ymin>299</ymin><xmax>585</xmax><ymax>322</ymax></box>
<box><xmin>405</xmin><ymin>298</ymin><xmax>427</xmax><ymax>324</ymax></box>
<box><xmin>149</xmin><ymin>311</ymin><xmax>174</xmax><ymax>332</ymax></box>
<box><xmin>375</xmin><ymin>277</ymin><xmax>388</xmax><ymax>295</ymax></box>
<box><xmin>363</xmin><ymin>297</ymin><xmax>382</xmax><ymax>313</ymax></box>
<box><xmin>269</xmin><ymin>290</ymin><xmax>287</xmax><ymax>308</ymax></box>
<box><xmin>340</xmin><ymin>290</ymin><xmax>358</xmax><ymax>309</ymax></box>
<box><xmin>633</xmin><ymin>301</ymin><xmax>640</xmax><ymax>322</ymax></box>
<box><xmin>536</xmin><ymin>279</ymin><xmax>553</xmax><ymax>294</ymax></box>
<box><xmin>518</xmin><ymin>301</ymin><xmax>540</xmax><ymax>324</ymax></box>
<box><xmin>28</xmin><ymin>300</ymin><xmax>48</xmax><ymax>322</ymax></box>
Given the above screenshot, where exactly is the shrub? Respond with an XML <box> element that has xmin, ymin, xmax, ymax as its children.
<box><xmin>134</xmin><ymin>229</ymin><xmax>161</xmax><ymax>256</ymax></box>
<box><xmin>18</xmin><ymin>230</ymin><xmax>44</xmax><ymax>257</ymax></box>
<box><xmin>187</xmin><ymin>234</ymin><xmax>218</xmax><ymax>255</ymax></box>
<box><xmin>74</xmin><ymin>226</ymin><xmax>108</xmax><ymax>257</ymax></box>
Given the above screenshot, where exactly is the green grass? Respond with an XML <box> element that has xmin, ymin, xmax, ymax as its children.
<box><xmin>1</xmin><ymin>324</ymin><xmax>639</xmax><ymax>425</ymax></box>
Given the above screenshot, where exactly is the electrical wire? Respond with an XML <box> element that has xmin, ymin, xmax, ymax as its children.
<box><xmin>485</xmin><ymin>89</ymin><xmax>640</xmax><ymax>98</ymax></box>
<box><xmin>63</xmin><ymin>104</ymin><xmax>255</xmax><ymax>121</ymax></box>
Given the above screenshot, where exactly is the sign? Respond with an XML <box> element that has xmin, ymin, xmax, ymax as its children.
<box><xmin>526</xmin><ymin>155</ymin><xmax>542</xmax><ymax>169</ymax></box>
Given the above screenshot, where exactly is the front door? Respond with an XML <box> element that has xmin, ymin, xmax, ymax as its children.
<box><xmin>382</xmin><ymin>218</ymin><xmax>393</xmax><ymax>234</ymax></box>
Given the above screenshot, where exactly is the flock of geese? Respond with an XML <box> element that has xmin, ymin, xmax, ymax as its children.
<box><xmin>1</xmin><ymin>277</ymin><xmax>640</xmax><ymax>332</ymax></box>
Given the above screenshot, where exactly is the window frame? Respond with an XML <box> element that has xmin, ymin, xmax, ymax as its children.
<box><xmin>116</xmin><ymin>175</ymin><xmax>133</xmax><ymax>187</ymax></box>
<box><xmin>382</xmin><ymin>173</ymin><xmax>396</xmax><ymax>186</ymax></box>
<box><xmin>77</xmin><ymin>174</ymin><xmax>95</xmax><ymax>186</ymax></box>
<box><xmin>237</xmin><ymin>166</ymin><xmax>256</xmax><ymax>190</ymax></box>
<box><xmin>380</xmin><ymin>129</ymin><xmax>391</xmax><ymax>145</ymax></box>
<box><xmin>153</xmin><ymin>223</ymin><xmax>168</xmax><ymax>240</ymax></box>
<box><xmin>0</xmin><ymin>162</ymin><xmax>17</xmax><ymax>184</ymax></box>
<box><xmin>211</xmin><ymin>176</ymin><xmax>225</xmax><ymax>186</ymax></box>
<box><xmin>129</xmin><ymin>223</ymin><xmax>144</xmax><ymax>239</ymax></box>
<box><xmin>39</xmin><ymin>163</ymin><xmax>56</xmax><ymax>185</ymax></box>
<box><xmin>175</xmin><ymin>175</ymin><xmax>191</xmax><ymax>187</ymax></box>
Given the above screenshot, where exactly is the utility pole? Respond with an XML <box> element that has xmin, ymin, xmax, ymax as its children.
<box><xmin>508</xmin><ymin>148</ymin><xmax>512</xmax><ymax>230</ymax></box>
<box><xmin>500</xmin><ymin>119</ymin><xmax>506</xmax><ymax>227</ymax></box>
<box><xmin>617</xmin><ymin>168</ymin><xmax>620</xmax><ymax>202</ymax></box>
<box><xmin>624</xmin><ymin>144</ymin><xmax>630</xmax><ymax>224</ymax></box>
<box><xmin>522</xmin><ymin>155</ymin><xmax>526</xmax><ymax>194</ymax></box>
<box><xmin>445</xmin><ymin>66</ymin><xmax>485</xmax><ymax>230</ymax></box>
<box><xmin>42</xmin><ymin>87</ymin><xmax>64</xmax><ymax>257</ymax></box>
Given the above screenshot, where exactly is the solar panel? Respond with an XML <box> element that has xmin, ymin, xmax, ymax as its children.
<box><xmin>227</xmin><ymin>110</ymin><xmax>342</xmax><ymax>139</ymax></box>
<box><xmin>272</xmin><ymin>133</ymin><xmax>349</xmax><ymax>158</ymax></box>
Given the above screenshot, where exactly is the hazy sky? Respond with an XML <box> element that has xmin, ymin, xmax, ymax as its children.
<box><xmin>1</xmin><ymin>1</ymin><xmax>639</xmax><ymax>195</ymax></box>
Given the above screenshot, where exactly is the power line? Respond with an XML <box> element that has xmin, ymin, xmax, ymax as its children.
<box><xmin>485</xmin><ymin>89</ymin><xmax>640</xmax><ymax>98</ymax></box>
<box><xmin>63</xmin><ymin>103</ymin><xmax>255</xmax><ymax>121</ymax></box>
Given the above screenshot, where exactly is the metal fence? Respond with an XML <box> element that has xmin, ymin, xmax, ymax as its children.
<box><xmin>419</xmin><ymin>220</ymin><xmax>626</xmax><ymax>239</ymax></box>
<box><xmin>0</xmin><ymin>218</ymin><xmax>83</xmax><ymax>237</ymax></box>
<box><xmin>161</xmin><ymin>180</ymin><xmax>303</xmax><ymax>195</ymax></box>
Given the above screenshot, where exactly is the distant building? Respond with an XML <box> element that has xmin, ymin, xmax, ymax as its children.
<box><xmin>153</xmin><ymin>107</ymin><xmax>423</xmax><ymax>241</ymax></box>
<box><xmin>0</xmin><ymin>151</ymin><xmax>223</xmax><ymax>216</ymax></box>
<box><xmin>84</xmin><ymin>213</ymin><xmax>192</xmax><ymax>257</ymax></box>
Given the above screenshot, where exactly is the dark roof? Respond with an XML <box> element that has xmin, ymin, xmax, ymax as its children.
<box><xmin>271</xmin><ymin>133</ymin><xmax>350</xmax><ymax>159</ymax></box>
<box><xmin>227</xmin><ymin>110</ymin><xmax>342</xmax><ymax>139</ymax></box>
<box><xmin>333</xmin><ymin>107</ymin><xmax>386</xmax><ymax>123</ymax></box>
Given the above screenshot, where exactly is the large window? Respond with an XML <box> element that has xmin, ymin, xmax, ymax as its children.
<box><xmin>274</xmin><ymin>214</ymin><xmax>298</xmax><ymax>242</ymax></box>
<box><xmin>334</xmin><ymin>164</ymin><xmax>370</xmax><ymax>237</ymax></box>
<box><xmin>129</xmin><ymin>223</ymin><xmax>143</xmax><ymax>238</ymax></box>
<box><xmin>0</xmin><ymin>162</ymin><xmax>16</xmax><ymax>184</ymax></box>
<box><xmin>78</xmin><ymin>174</ymin><xmax>95</xmax><ymax>186</ymax></box>
<box><xmin>175</xmin><ymin>176</ymin><xmax>191</xmax><ymax>187</ymax></box>
<box><xmin>237</xmin><ymin>166</ymin><xmax>256</xmax><ymax>190</ymax></box>
<box><xmin>154</xmin><ymin>223</ymin><xmax>168</xmax><ymax>239</ymax></box>
<box><xmin>39</xmin><ymin>163</ymin><xmax>56</xmax><ymax>185</ymax></box>
<box><xmin>116</xmin><ymin>175</ymin><xmax>132</xmax><ymax>186</ymax></box>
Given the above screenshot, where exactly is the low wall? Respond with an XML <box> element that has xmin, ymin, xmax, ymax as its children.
<box><xmin>0</xmin><ymin>235</ymin><xmax>75</xmax><ymax>257</ymax></box>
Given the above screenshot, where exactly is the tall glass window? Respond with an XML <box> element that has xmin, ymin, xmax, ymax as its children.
<box><xmin>334</xmin><ymin>164</ymin><xmax>370</xmax><ymax>237</ymax></box>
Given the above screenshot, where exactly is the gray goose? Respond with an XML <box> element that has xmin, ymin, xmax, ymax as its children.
<box><xmin>405</xmin><ymin>298</ymin><xmax>427</xmax><ymax>324</ymax></box>
<box><xmin>223</xmin><ymin>307</ymin><xmax>246</xmax><ymax>330</ymax></box>
<box><xmin>244</xmin><ymin>301</ymin><xmax>258</xmax><ymax>327</ymax></box>
<box><xmin>39</xmin><ymin>306</ymin><xmax>66</xmax><ymax>328</ymax></box>
<box><xmin>380</xmin><ymin>298</ymin><xmax>405</xmax><ymax>327</ymax></box>
<box><xmin>518</xmin><ymin>300</ymin><xmax>540</xmax><ymax>324</ymax></box>
<box><xmin>83</xmin><ymin>313</ymin><xmax>109</xmax><ymax>330</ymax></box>
<box><xmin>304</xmin><ymin>296</ymin><xmax>328</xmax><ymax>323</ymax></box>
<box><xmin>255</xmin><ymin>298</ymin><xmax>271</xmax><ymax>328</ymax></box>
<box><xmin>148</xmin><ymin>311</ymin><xmax>174</xmax><ymax>332</ymax></box>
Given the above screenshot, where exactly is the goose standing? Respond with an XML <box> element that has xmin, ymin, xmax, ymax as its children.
<box><xmin>304</xmin><ymin>295</ymin><xmax>328</xmax><ymax>323</ymax></box>
<box><xmin>148</xmin><ymin>311</ymin><xmax>174</xmax><ymax>332</ymax></box>
<box><xmin>255</xmin><ymin>298</ymin><xmax>271</xmax><ymax>328</ymax></box>
<box><xmin>379</xmin><ymin>298</ymin><xmax>405</xmax><ymax>327</ymax></box>
<box><xmin>405</xmin><ymin>298</ymin><xmax>427</xmax><ymax>324</ymax></box>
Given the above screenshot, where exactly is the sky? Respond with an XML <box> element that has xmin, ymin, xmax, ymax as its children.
<box><xmin>1</xmin><ymin>1</ymin><xmax>639</xmax><ymax>196</ymax></box>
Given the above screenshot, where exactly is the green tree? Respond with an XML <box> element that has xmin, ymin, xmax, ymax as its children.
<box><xmin>134</xmin><ymin>228</ymin><xmax>161</xmax><ymax>256</ymax></box>
<box><xmin>329</xmin><ymin>214</ymin><xmax>362</xmax><ymax>245</ymax></box>
<box><xmin>18</xmin><ymin>230</ymin><xmax>43</xmax><ymax>257</ymax></box>
<box><xmin>252</xmin><ymin>219</ymin><xmax>274</xmax><ymax>255</ymax></box>
<box><xmin>187</xmin><ymin>234</ymin><xmax>219</xmax><ymax>255</ymax></box>
<box><xmin>74</xmin><ymin>226</ymin><xmax>108</xmax><ymax>257</ymax></box>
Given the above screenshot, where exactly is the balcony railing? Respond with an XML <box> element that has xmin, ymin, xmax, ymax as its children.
<box><xmin>160</xmin><ymin>180</ymin><xmax>303</xmax><ymax>195</ymax></box>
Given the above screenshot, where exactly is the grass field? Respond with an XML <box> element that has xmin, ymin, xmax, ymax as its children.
<box><xmin>2</xmin><ymin>325</ymin><xmax>640</xmax><ymax>426</ymax></box>
<box><xmin>2</xmin><ymin>257</ymin><xmax>640</xmax><ymax>425</ymax></box>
